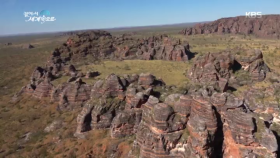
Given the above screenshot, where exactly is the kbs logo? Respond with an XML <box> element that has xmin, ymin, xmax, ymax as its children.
<box><xmin>245</xmin><ymin>12</ymin><xmax>262</xmax><ymax>18</ymax></box>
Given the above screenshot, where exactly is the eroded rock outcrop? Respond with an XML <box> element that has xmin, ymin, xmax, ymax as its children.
<box><xmin>14</xmin><ymin>65</ymin><xmax>279</xmax><ymax>158</ymax></box>
<box><xmin>180</xmin><ymin>15</ymin><xmax>280</xmax><ymax>39</ymax></box>
<box><xmin>188</xmin><ymin>51</ymin><xmax>235</xmax><ymax>92</ymax></box>
<box><xmin>111</xmin><ymin>109</ymin><xmax>142</xmax><ymax>138</ymax></box>
<box><xmin>185</xmin><ymin>95</ymin><xmax>218</xmax><ymax>157</ymax></box>
<box><xmin>136</xmin><ymin>35</ymin><xmax>191</xmax><ymax>61</ymax></box>
<box><xmin>130</xmin><ymin>86</ymin><xmax>278</xmax><ymax>158</ymax></box>
<box><xmin>32</xmin><ymin>78</ymin><xmax>54</xmax><ymax>99</ymax></box>
<box><xmin>234</xmin><ymin>49</ymin><xmax>270</xmax><ymax>81</ymax></box>
<box><xmin>188</xmin><ymin>49</ymin><xmax>270</xmax><ymax>90</ymax></box>
<box><xmin>74</xmin><ymin>73</ymin><xmax>163</xmax><ymax>137</ymax></box>
<box><xmin>12</xmin><ymin>29</ymin><xmax>280</xmax><ymax>158</ymax></box>
<box><xmin>222</xmin><ymin>108</ymin><xmax>277</xmax><ymax>158</ymax></box>
<box><xmin>243</xmin><ymin>82</ymin><xmax>280</xmax><ymax>124</ymax></box>
<box><xmin>51</xmin><ymin>78</ymin><xmax>91</xmax><ymax>109</ymax></box>
<box><xmin>65</xmin><ymin>31</ymin><xmax>192</xmax><ymax>62</ymax></box>
<box><xmin>15</xmin><ymin>30</ymin><xmax>194</xmax><ymax>103</ymax></box>
<box><xmin>91</xmin><ymin>74</ymin><xmax>125</xmax><ymax>99</ymax></box>
<box><xmin>135</xmin><ymin>96</ymin><xmax>185</xmax><ymax>158</ymax></box>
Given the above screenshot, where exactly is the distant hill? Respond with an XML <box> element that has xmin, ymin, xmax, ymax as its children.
<box><xmin>180</xmin><ymin>15</ymin><xmax>280</xmax><ymax>39</ymax></box>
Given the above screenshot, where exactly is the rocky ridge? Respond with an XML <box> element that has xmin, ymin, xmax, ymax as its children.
<box><xmin>180</xmin><ymin>15</ymin><xmax>280</xmax><ymax>39</ymax></box>
<box><xmin>65</xmin><ymin>31</ymin><xmax>192</xmax><ymax>62</ymax></box>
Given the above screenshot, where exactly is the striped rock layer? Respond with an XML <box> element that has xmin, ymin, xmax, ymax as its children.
<box><xmin>51</xmin><ymin>80</ymin><xmax>91</xmax><ymax>108</ymax></box>
<box><xmin>131</xmin><ymin>90</ymin><xmax>278</xmax><ymax>158</ymax></box>
<box><xmin>75</xmin><ymin>73</ymin><xmax>162</xmax><ymax>136</ymax></box>
<box><xmin>15</xmin><ymin>67</ymin><xmax>279</xmax><ymax>158</ymax></box>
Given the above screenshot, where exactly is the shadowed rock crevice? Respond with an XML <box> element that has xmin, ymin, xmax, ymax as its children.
<box><xmin>252</xmin><ymin>117</ymin><xmax>258</xmax><ymax>134</ymax></box>
<box><xmin>83</xmin><ymin>111</ymin><xmax>92</xmax><ymax>132</ymax></box>
<box><xmin>212</xmin><ymin>106</ymin><xmax>224</xmax><ymax>158</ymax></box>
<box><xmin>232</xmin><ymin>60</ymin><xmax>242</xmax><ymax>73</ymax></box>
<box><xmin>272</xmin><ymin>131</ymin><xmax>280</xmax><ymax>158</ymax></box>
<box><xmin>186</xmin><ymin>50</ymin><xmax>197</xmax><ymax>60</ymax></box>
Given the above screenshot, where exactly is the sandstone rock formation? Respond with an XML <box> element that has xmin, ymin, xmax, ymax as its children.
<box><xmin>70</xmin><ymin>72</ymin><xmax>279</xmax><ymax>158</ymax></box>
<box><xmin>14</xmin><ymin>65</ymin><xmax>279</xmax><ymax>158</ymax></box>
<box><xmin>12</xmin><ymin>29</ymin><xmax>280</xmax><ymax>158</ymax></box>
<box><xmin>188</xmin><ymin>51</ymin><xmax>234</xmax><ymax>92</ymax></box>
<box><xmin>74</xmin><ymin>73</ymin><xmax>163</xmax><ymax>136</ymax></box>
<box><xmin>180</xmin><ymin>15</ymin><xmax>280</xmax><ymax>39</ymax></box>
<box><xmin>51</xmin><ymin>78</ymin><xmax>91</xmax><ymax>109</ymax></box>
<box><xmin>32</xmin><ymin>78</ymin><xmax>54</xmax><ymax>99</ymax></box>
<box><xmin>136</xmin><ymin>35</ymin><xmax>191</xmax><ymax>61</ymax></box>
<box><xmin>234</xmin><ymin>49</ymin><xmax>270</xmax><ymax>81</ymax></box>
<box><xmin>45</xmin><ymin>49</ymin><xmax>69</xmax><ymax>75</ymax></box>
<box><xmin>243</xmin><ymin>82</ymin><xmax>280</xmax><ymax>123</ymax></box>
<box><xmin>185</xmin><ymin>95</ymin><xmax>218</xmax><ymax>157</ymax></box>
<box><xmin>111</xmin><ymin>109</ymin><xmax>142</xmax><ymax>138</ymax></box>
<box><xmin>131</xmin><ymin>87</ymin><xmax>278</xmax><ymax>158</ymax></box>
<box><xmin>64</xmin><ymin>30</ymin><xmax>192</xmax><ymax>62</ymax></box>
<box><xmin>17</xmin><ymin>31</ymin><xmax>193</xmax><ymax>99</ymax></box>
<box><xmin>188</xmin><ymin>49</ymin><xmax>270</xmax><ymax>91</ymax></box>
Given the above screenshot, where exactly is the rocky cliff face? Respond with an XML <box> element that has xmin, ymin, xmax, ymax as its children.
<box><xmin>180</xmin><ymin>15</ymin><xmax>280</xmax><ymax>39</ymax></box>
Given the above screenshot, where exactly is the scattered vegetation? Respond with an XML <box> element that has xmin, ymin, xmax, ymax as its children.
<box><xmin>254</xmin><ymin>118</ymin><xmax>266</xmax><ymax>141</ymax></box>
<box><xmin>180</xmin><ymin>128</ymin><xmax>190</xmax><ymax>143</ymax></box>
<box><xmin>233</xmin><ymin>70</ymin><xmax>251</xmax><ymax>83</ymax></box>
<box><xmin>81</xmin><ymin>60</ymin><xmax>190</xmax><ymax>86</ymax></box>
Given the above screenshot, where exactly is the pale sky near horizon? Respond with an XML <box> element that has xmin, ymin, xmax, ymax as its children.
<box><xmin>0</xmin><ymin>0</ymin><xmax>280</xmax><ymax>35</ymax></box>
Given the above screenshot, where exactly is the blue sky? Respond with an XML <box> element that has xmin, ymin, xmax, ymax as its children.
<box><xmin>0</xmin><ymin>0</ymin><xmax>279</xmax><ymax>35</ymax></box>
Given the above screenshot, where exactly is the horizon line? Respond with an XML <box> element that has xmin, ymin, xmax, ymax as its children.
<box><xmin>1</xmin><ymin>14</ymin><xmax>279</xmax><ymax>37</ymax></box>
